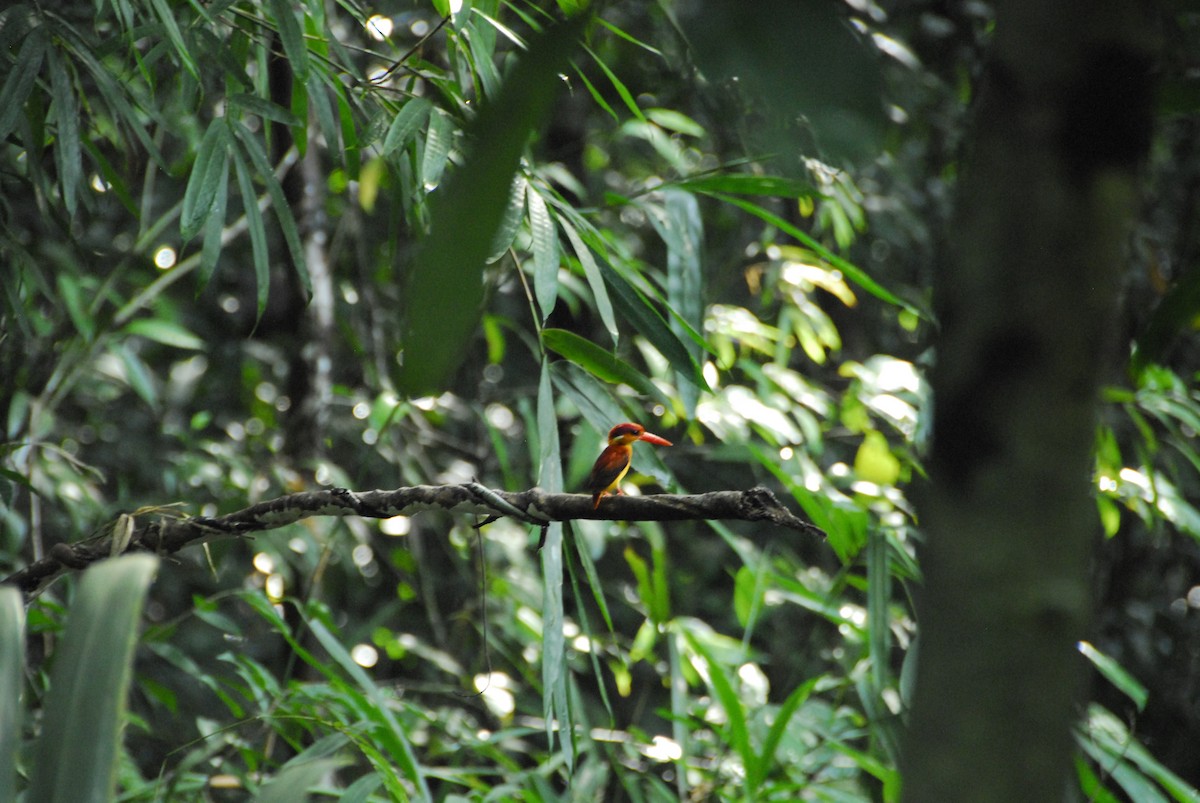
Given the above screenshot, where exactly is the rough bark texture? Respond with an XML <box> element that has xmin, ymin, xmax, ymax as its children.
<box><xmin>901</xmin><ymin>2</ymin><xmax>1157</xmax><ymax>800</ymax></box>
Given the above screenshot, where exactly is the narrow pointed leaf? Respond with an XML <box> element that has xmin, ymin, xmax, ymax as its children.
<box><xmin>232</xmin><ymin>121</ymin><xmax>310</xmax><ymax>295</ymax></box>
<box><xmin>537</xmin><ymin>362</ymin><xmax>573</xmax><ymax>765</ymax></box>
<box><xmin>711</xmin><ymin>192</ymin><xmax>919</xmax><ymax>315</ymax></box>
<box><xmin>181</xmin><ymin>121</ymin><xmax>230</xmax><ymax>241</ymax></box>
<box><xmin>542</xmin><ymin>328</ymin><xmax>668</xmax><ymax>405</ymax></box>
<box><xmin>401</xmin><ymin>13</ymin><xmax>589</xmax><ymax>394</ymax></box>
<box><xmin>232</xmin><ymin>148</ymin><xmax>271</xmax><ymax>322</ymax></box>
<box><xmin>48</xmin><ymin>48</ymin><xmax>82</xmax><ymax>216</ymax></box>
<box><xmin>487</xmin><ymin>174</ymin><xmax>527</xmax><ymax>263</ymax></box>
<box><xmin>528</xmin><ymin>185</ymin><xmax>559</xmax><ymax>319</ymax></box>
<box><xmin>28</xmin><ymin>555</ymin><xmax>158</xmax><ymax>803</ymax></box>
<box><xmin>0</xmin><ymin>588</ymin><xmax>23</xmax><ymax>803</ymax></box>
<box><xmin>268</xmin><ymin>0</ymin><xmax>309</xmax><ymax>81</ymax></box>
<box><xmin>0</xmin><ymin>27</ymin><xmax>46</xmax><ymax>143</ymax></box>
<box><xmin>149</xmin><ymin>0</ymin><xmax>200</xmax><ymax>80</ymax></box>
<box><xmin>420</xmin><ymin>108</ymin><xmax>454</xmax><ymax>191</ymax></box>
<box><xmin>381</xmin><ymin>98</ymin><xmax>432</xmax><ymax>156</ymax></box>
<box><xmin>559</xmin><ymin>217</ymin><xmax>618</xmax><ymax>344</ymax></box>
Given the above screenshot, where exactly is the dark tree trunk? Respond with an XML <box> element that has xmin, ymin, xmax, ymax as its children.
<box><xmin>902</xmin><ymin>1</ymin><xmax>1158</xmax><ymax>800</ymax></box>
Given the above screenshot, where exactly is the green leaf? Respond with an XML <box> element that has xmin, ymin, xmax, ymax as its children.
<box><xmin>268</xmin><ymin>0</ymin><xmax>309</xmax><ymax>81</ymax></box>
<box><xmin>149</xmin><ymin>0</ymin><xmax>200</xmax><ymax>80</ymax></box>
<box><xmin>487</xmin><ymin>174</ymin><xmax>527</xmax><ymax>263</ymax></box>
<box><xmin>28</xmin><ymin>555</ymin><xmax>158</xmax><ymax>803</ymax></box>
<box><xmin>527</xmin><ymin>185</ymin><xmax>559</xmax><ymax>320</ymax></box>
<box><xmin>559</xmin><ymin>216</ymin><xmax>618</xmax><ymax>344</ymax></box>
<box><xmin>599</xmin><ymin>258</ymin><xmax>711</xmax><ymax>391</ymax></box>
<box><xmin>381</xmin><ymin>97</ymin><xmax>432</xmax><ymax>157</ymax></box>
<box><xmin>537</xmin><ymin>362</ymin><xmax>573</xmax><ymax>765</ymax></box>
<box><xmin>420</xmin><ymin>107</ymin><xmax>454</xmax><ymax>191</ymax></box>
<box><xmin>48</xmin><ymin>48</ymin><xmax>82</xmax><ymax>216</ymax></box>
<box><xmin>0</xmin><ymin>26</ymin><xmax>46</xmax><ymax>143</ymax></box>
<box><xmin>231</xmin><ymin>121</ymin><xmax>310</xmax><ymax>296</ymax></box>
<box><xmin>258</xmin><ymin>759</ymin><xmax>341</xmax><ymax>803</ymax></box>
<box><xmin>651</xmin><ymin>188</ymin><xmax>704</xmax><ymax>414</ymax></box>
<box><xmin>123</xmin><ymin>319</ymin><xmax>206</xmax><ymax>350</ymax></box>
<box><xmin>542</xmin><ymin>328</ymin><xmax>667</xmax><ymax>404</ymax></box>
<box><xmin>749</xmin><ymin>676</ymin><xmax>819</xmax><ymax>791</ymax></box>
<box><xmin>228</xmin><ymin>93</ymin><xmax>301</xmax><ymax>126</ymax></box>
<box><xmin>306</xmin><ymin>619</ymin><xmax>430</xmax><ymax>797</ymax></box>
<box><xmin>0</xmin><ymin>588</ymin><xmax>23</xmax><ymax>803</ymax></box>
<box><xmin>231</xmin><ymin>148</ymin><xmax>270</xmax><ymax>323</ymax></box>
<box><xmin>181</xmin><ymin>121</ymin><xmax>230</xmax><ymax>241</ymax></box>
<box><xmin>57</xmin><ymin>273</ymin><xmax>94</xmax><ymax>341</ymax></box>
<box><xmin>585</xmin><ymin>44</ymin><xmax>645</xmax><ymax>121</ymax></box>
<box><xmin>676</xmin><ymin>173</ymin><xmax>817</xmax><ymax>198</ymax></box>
<box><xmin>1079</xmin><ymin>641</ymin><xmax>1149</xmax><ymax>712</ymax></box>
<box><xmin>400</xmin><ymin>13</ymin><xmax>589</xmax><ymax>394</ymax></box>
<box><xmin>712</xmin><ymin>192</ymin><xmax>920</xmax><ymax>315</ymax></box>
<box><xmin>306</xmin><ymin>71</ymin><xmax>339</xmax><ymax>156</ymax></box>
<box><xmin>679</xmin><ymin>624</ymin><xmax>753</xmax><ymax>771</ymax></box>
<box><xmin>115</xmin><ymin>342</ymin><xmax>160</xmax><ymax>410</ymax></box>
<box><xmin>198</xmin><ymin>160</ymin><xmax>230</xmax><ymax>290</ymax></box>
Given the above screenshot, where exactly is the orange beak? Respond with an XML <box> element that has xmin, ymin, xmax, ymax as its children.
<box><xmin>585</xmin><ymin>423</ymin><xmax>672</xmax><ymax>508</ymax></box>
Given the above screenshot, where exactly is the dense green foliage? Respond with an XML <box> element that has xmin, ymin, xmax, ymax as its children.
<box><xmin>2</xmin><ymin>0</ymin><xmax>1200</xmax><ymax>799</ymax></box>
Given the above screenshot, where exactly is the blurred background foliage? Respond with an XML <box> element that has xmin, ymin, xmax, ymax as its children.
<box><xmin>2</xmin><ymin>0</ymin><xmax>1200</xmax><ymax>799</ymax></box>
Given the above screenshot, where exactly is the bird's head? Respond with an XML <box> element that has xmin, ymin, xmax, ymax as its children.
<box><xmin>607</xmin><ymin>422</ymin><xmax>672</xmax><ymax>447</ymax></box>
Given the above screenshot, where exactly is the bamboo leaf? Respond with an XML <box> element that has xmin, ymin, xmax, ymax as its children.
<box><xmin>228</xmin><ymin>93</ymin><xmax>301</xmax><ymax>126</ymax></box>
<box><xmin>679</xmin><ymin>625</ymin><xmax>753</xmax><ymax>773</ymax></box>
<box><xmin>542</xmin><ymin>328</ymin><xmax>668</xmax><ymax>405</ymax></box>
<box><xmin>537</xmin><ymin>362</ymin><xmax>573</xmax><ymax>765</ymax></box>
<box><xmin>487</xmin><ymin>174</ymin><xmax>526</xmax><ymax>263</ymax></box>
<box><xmin>123</xmin><ymin>319</ymin><xmax>206</xmax><ymax>351</ymax></box>
<box><xmin>258</xmin><ymin>759</ymin><xmax>341</xmax><ymax>803</ymax></box>
<box><xmin>420</xmin><ymin>107</ymin><xmax>454</xmax><ymax>191</ymax></box>
<box><xmin>231</xmin><ymin>148</ymin><xmax>270</xmax><ymax>323</ymax></box>
<box><xmin>559</xmin><ymin>216</ymin><xmax>618</xmax><ymax>344</ymax></box>
<box><xmin>27</xmin><ymin>555</ymin><xmax>158</xmax><ymax>803</ymax></box>
<box><xmin>400</xmin><ymin>13</ymin><xmax>589</xmax><ymax>394</ymax></box>
<box><xmin>268</xmin><ymin>0</ymin><xmax>310</xmax><ymax>81</ymax></box>
<box><xmin>148</xmin><ymin>0</ymin><xmax>200</xmax><ymax>80</ymax></box>
<box><xmin>0</xmin><ymin>28</ymin><xmax>47</xmax><ymax>143</ymax></box>
<box><xmin>181</xmin><ymin>121</ymin><xmax>230</xmax><ymax>241</ymax></box>
<box><xmin>198</xmin><ymin>160</ymin><xmax>230</xmax><ymax>290</ymax></box>
<box><xmin>528</xmin><ymin>185</ymin><xmax>559</xmax><ymax>320</ymax></box>
<box><xmin>0</xmin><ymin>588</ymin><xmax>23</xmax><ymax>803</ymax></box>
<box><xmin>381</xmin><ymin>97</ymin><xmax>432</xmax><ymax>157</ymax></box>
<box><xmin>231</xmin><ymin>121</ymin><xmax>310</xmax><ymax>296</ymax></box>
<box><xmin>712</xmin><ymin>192</ymin><xmax>920</xmax><ymax>315</ymax></box>
<box><xmin>48</xmin><ymin>48</ymin><xmax>82</xmax><ymax>216</ymax></box>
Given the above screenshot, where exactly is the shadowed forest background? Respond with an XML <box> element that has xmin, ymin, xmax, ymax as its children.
<box><xmin>3</xmin><ymin>0</ymin><xmax>1200</xmax><ymax>800</ymax></box>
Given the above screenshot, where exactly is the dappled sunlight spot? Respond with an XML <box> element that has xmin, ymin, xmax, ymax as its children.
<box><xmin>643</xmin><ymin>735</ymin><xmax>683</xmax><ymax>763</ymax></box>
<box><xmin>839</xmin><ymin>603</ymin><xmax>867</xmax><ymax>628</ymax></box>
<box><xmin>351</xmin><ymin>643</ymin><xmax>379</xmax><ymax>668</ymax></box>
<box><xmin>474</xmin><ymin>672</ymin><xmax>515</xmax><ymax>719</ymax></box>
<box><xmin>352</xmin><ymin>544</ymin><xmax>374</xmax><ymax>568</ymax></box>
<box><xmin>252</xmin><ymin>552</ymin><xmax>275</xmax><ymax>574</ymax></box>
<box><xmin>90</xmin><ymin>173</ymin><xmax>110</xmax><ymax>193</ymax></box>
<box><xmin>365</xmin><ymin>14</ymin><xmax>393</xmax><ymax>41</ymax></box>
<box><xmin>154</xmin><ymin>246</ymin><xmax>176</xmax><ymax>270</ymax></box>
<box><xmin>1118</xmin><ymin>467</ymin><xmax>1150</xmax><ymax>493</ymax></box>
<box><xmin>287</xmin><ymin>537</ymin><xmax>308</xmax><ymax>554</ymax></box>
<box><xmin>737</xmin><ymin>662</ymin><xmax>769</xmax><ymax>707</ymax></box>
<box><xmin>485</xmin><ymin>403</ymin><xmax>515</xmax><ymax>430</ymax></box>
<box><xmin>265</xmin><ymin>573</ymin><xmax>285</xmax><ymax>602</ymax></box>
<box><xmin>380</xmin><ymin>515</ymin><xmax>410</xmax><ymax>536</ymax></box>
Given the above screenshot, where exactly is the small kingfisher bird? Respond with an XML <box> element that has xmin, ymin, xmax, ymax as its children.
<box><xmin>585</xmin><ymin>422</ymin><xmax>672</xmax><ymax>508</ymax></box>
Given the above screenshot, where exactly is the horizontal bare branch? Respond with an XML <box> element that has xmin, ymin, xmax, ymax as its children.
<box><xmin>3</xmin><ymin>484</ymin><xmax>824</xmax><ymax>598</ymax></box>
